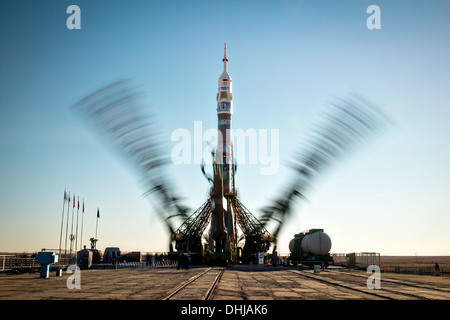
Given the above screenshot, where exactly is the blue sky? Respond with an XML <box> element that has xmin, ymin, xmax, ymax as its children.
<box><xmin>1</xmin><ymin>0</ymin><xmax>449</xmax><ymax>255</ymax></box>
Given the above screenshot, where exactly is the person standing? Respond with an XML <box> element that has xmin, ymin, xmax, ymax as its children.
<box><xmin>435</xmin><ymin>263</ymin><xmax>440</xmax><ymax>277</ymax></box>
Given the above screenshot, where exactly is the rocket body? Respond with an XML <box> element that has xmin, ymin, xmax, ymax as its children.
<box><xmin>216</xmin><ymin>43</ymin><xmax>233</xmax><ymax>194</ymax></box>
<box><xmin>210</xmin><ymin>43</ymin><xmax>235</xmax><ymax>253</ymax></box>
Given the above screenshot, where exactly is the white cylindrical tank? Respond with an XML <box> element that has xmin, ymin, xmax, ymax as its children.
<box><xmin>289</xmin><ymin>238</ymin><xmax>295</xmax><ymax>253</ymax></box>
<box><xmin>301</xmin><ymin>231</ymin><xmax>332</xmax><ymax>256</ymax></box>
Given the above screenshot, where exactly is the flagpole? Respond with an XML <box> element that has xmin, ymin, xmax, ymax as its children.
<box><xmin>64</xmin><ymin>192</ymin><xmax>71</xmax><ymax>265</ymax></box>
<box><xmin>75</xmin><ymin>196</ymin><xmax>80</xmax><ymax>253</ymax></box>
<box><xmin>70</xmin><ymin>193</ymin><xmax>75</xmax><ymax>263</ymax></box>
<box><xmin>58</xmin><ymin>190</ymin><xmax>67</xmax><ymax>266</ymax></box>
<box><xmin>95</xmin><ymin>208</ymin><xmax>99</xmax><ymax>240</ymax></box>
<box><xmin>80</xmin><ymin>199</ymin><xmax>85</xmax><ymax>250</ymax></box>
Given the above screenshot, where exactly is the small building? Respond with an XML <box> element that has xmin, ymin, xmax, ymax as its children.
<box><xmin>346</xmin><ymin>252</ymin><xmax>380</xmax><ymax>270</ymax></box>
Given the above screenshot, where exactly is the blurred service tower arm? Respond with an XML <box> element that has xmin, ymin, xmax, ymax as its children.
<box><xmin>210</xmin><ymin>43</ymin><xmax>235</xmax><ymax>253</ymax></box>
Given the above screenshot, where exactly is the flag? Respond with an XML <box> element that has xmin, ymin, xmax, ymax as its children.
<box><xmin>73</xmin><ymin>194</ymin><xmax>76</xmax><ymax>208</ymax></box>
<box><xmin>78</xmin><ymin>197</ymin><xmax>80</xmax><ymax>210</ymax></box>
<box><xmin>82</xmin><ymin>200</ymin><xmax>85</xmax><ymax>213</ymax></box>
<box><xmin>64</xmin><ymin>190</ymin><xmax>68</xmax><ymax>202</ymax></box>
<box><xmin>97</xmin><ymin>208</ymin><xmax>100</xmax><ymax>218</ymax></box>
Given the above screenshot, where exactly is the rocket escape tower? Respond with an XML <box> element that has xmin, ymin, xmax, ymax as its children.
<box><xmin>171</xmin><ymin>44</ymin><xmax>274</xmax><ymax>264</ymax></box>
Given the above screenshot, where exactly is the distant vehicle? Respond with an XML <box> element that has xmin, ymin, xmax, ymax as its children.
<box><xmin>103</xmin><ymin>247</ymin><xmax>122</xmax><ymax>263</ymax></box>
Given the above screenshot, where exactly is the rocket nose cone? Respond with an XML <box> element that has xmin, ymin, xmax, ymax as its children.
<box><xmin>220</xmin><ymin>71</ymin><xmax>231</xmax><ymax>80</ymax></box>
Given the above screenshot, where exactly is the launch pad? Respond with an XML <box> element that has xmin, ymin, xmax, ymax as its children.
<box><xmin>2</xmin><ymin>263</ymin><xmax>450</xmax><ymax>300</ymax></box>
<box><xmin>171</xmin><ymin>193</ymin><xmax>274</xmax><ymax>265</ymax></box>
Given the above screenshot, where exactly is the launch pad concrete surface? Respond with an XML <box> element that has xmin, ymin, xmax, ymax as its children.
<box><xmin>1</xmin><ymin>266</ymin><xmax>450</xmax><ymax>300</ymax></box>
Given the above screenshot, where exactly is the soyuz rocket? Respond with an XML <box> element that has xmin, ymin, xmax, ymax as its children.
<box><xmin>210</xmin><ymin>43</ymin><xmax>236</xmax><ymax>253</ymax></box>
<box><xmin>216</xmin><ymin>42</ymin><xmax>233</xmax><ymax>193</ymax></box>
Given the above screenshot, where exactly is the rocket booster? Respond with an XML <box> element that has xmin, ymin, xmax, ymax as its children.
<box><xmin>216</xmin><ymin>42</ymin><xmax>233</xmax><ymax>194</ymax></box>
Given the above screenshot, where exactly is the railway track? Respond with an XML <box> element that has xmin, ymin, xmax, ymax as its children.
<box><xmin>163</xmin><ymin>267</ymin><xmax>225</xmax><ymax>300</ymax></box>
<box><xmin>162</xmin><ymin>266</ymin><xmax>450</xmax><ymax>300</ymax></box>
<box><xmin>325</xmin><ymin>269</ymin><xmax>450</xmax><ymax>298</ymax></box>
<box><xmin>289</xmin><ymin>269</ymin><xmax>450</xmax><ymax>300</ymax></box>
<box><xmin>326</xmin><ymin>269</ymin><xmax>450</xmax><ymax>294</ymax></box>
<box><xmin>284</xmin><ymin>270</ymin><xmax>389</xmax><ymax>300</ymax></box>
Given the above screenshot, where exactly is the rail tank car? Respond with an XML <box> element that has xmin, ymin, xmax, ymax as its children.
<box><xmin>289</xmin><ymin>229</ymin><xmax>333</xmax><ymax>266</ymax></box>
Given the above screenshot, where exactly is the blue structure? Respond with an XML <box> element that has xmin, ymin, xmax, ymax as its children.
<box><xmin>36</xmin><ymin>251</ymin><xmax>58</xmax><ymax>278</ymax></box>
